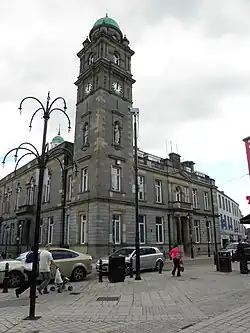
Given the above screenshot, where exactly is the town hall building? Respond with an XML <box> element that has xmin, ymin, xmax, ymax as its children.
<box><xmin>0</xmin><ymin>15</ymin><xmax>220</xmax><ymax>259</ymax></box>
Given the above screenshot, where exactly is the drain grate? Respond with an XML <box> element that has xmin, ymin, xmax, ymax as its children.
<box><xmin>69</xmin><ymin>292</ymin><xmax>81</xmax><ymax>295</ymax></box>
<box><xmin>181</xmin><ymin>323</ymin><xmax>194</xmax><ymax>330</ymax></box>
<box><xmin>96</xmin><ymin>296</ymin><xmax>120</xmax><ymax>302</ymax></box>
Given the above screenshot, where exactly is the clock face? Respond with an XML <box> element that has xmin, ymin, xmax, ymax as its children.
<box><xmin>85</xmin><ymin>83</ymin><xmax>92</xmax><ymax>94</ymax></box>
<box><xmin>112</xmin><ymin>82</ymin><xmax>122</xmax><ymax>94</ymax></box>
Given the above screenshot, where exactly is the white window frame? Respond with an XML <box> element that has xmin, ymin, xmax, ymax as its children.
<box><xmin>184</xmin><ymin>187</ymin><xmax>189</xmax><ymax>203</ymax></box>
<box><xmin>194</xmin><ymin>220</ymin><xmax>200</xmax><ymax>243</ymax></box>
<box><xmin>44</xmin><ymin>178</ymin><xmax>51</xmax><ymax>203</ymax></box>
<box><xmin>139</xmin><ymin>215</ymin><xmax>146</xmax><ymax>244</ymax></box>
<box><xmin>111</xmin><ymin>166</ymin><xmax>121</xmax><ymax>192</ymax></box>
<box><xmin>218</xmin><ymin>195</ymin><xmax>221</xmax><ymax>209</ymax></box>
<box><xmin>47</xmin><ymin>217</ymin><xmax>54</xmax><ymax>245</ymax></box>
<box><xmin>88</xmin><ymin>53</ymin><xmax>94</xmax><ymax>65</ymax></box>
<box><xmin>112</xmin><ymin>214</ymin><xmax>121</xmax><ymax>244</ymax></box>
<box><xmin>204</xmin><ymin>192</ymin><xmax>209</xmax><ymax>210</ymax></box>
<box><xmin>16</xmin><ymin>188</ymin><xmax>21</xmax><ymax>210</ymax></box>
<box><xmin>67</xmin><ymin>174</ymin><xmax>72</xmax><ymax>200</ymax></box>
<box><xmin>10</xmin><ymin>223</ymin><xmax>15</xmax><ymax>244</ymax></box>
<box><xmin>39</xmin><ymin>218</ymin><xmax>43</xmax><ymax>244</ymax></box>
<box><xmin>192</xmin><ymin>189</ymin><xmax>199</xmax><ymax>208</ymax></box>
<box><xmin>155</xmin><ymin>179</ymin><xmax>163</xmax><ymax>203</ymax></box>
<box><xmin>176</xmin><ymin>186</ymin><xmax>181</xmax><ymax>202</ymax></box>
<box><xmin>113</xmin><ymin>52</ymin><xmax>120</xmax><ymax>65</ymax></box>
<box><xmin>81</xmin><ymin>167</ymin><xmax>88</xmax><ymax>192</ymax></box>
<box><xmin>207</xmin><ymin>221</ymin><xmax>212</xmax><ymax>243</ymax></box>
<box><xmin>138</xmin><ymin>175</ymin><xmax>145</xmax><ymax>200</ymax></box>
<box><xmin>156</xmin><ymin>217</ymin><xmax>164</xmax><ymax>244</ymax></box>
<box><xmin>80</xmin><ymin>215</ymin><xmax>87</xmax><ymax>244</ymax></box>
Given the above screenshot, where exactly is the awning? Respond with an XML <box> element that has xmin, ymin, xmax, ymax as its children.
<box><xmin>240</xmin><ymin>214</ymin><xmax>250</xmax><ymax>224</ymax></box>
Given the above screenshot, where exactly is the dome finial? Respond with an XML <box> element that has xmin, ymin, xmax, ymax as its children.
<box><xmin>105</xmin><ymin>10</ymin><xmax>108</xmax><ymax>18</ymax></box>
<box><xmin>58</xmin><ymin>124</ymin><xmax>61</xmax><ymax>136</ymax></box>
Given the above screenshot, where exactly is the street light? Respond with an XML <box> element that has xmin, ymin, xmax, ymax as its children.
<box><xmin>49</xmin><ymin>151</ymin><xmax>78</xmax><ymax>247</ymax></box>
<box><xmin>187</xmin><ymin>213</ymin><xmax>194</xmax><ymax>259</ymax></box>
<box><xmin>205</xmin><ymin>216</ymin><xmax>211</xmax><ymax>257</ymax></box>
<box><xmin>129</xmin><ymin>107</ymin><xmax>141</xmax><ymax>281</ymax></box>
<box><xmin>2</xmin><ymin>92</ymin><xmax>71</xmax><ymax>320</ymax></box>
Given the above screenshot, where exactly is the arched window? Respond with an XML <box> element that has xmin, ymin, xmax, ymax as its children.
<box><xmin>29</xmin><ymin>177</ymin><xmax>36</xmax><ymax>205</ymax></box>
<box><xmin>176</xmin><ymin>186</ymin><xmax>181</xmax><ymax>202</ymax></box>
<box><xmin>113</xmin><ymin>52</ymin><xmax>120</xmax><ymax>65</ymax></box>
<box><xmin>44</xmin><ymin>169</ymin><xmax>52</xmax><ymax>203</ymax></box>
<box><xmin>88</xmin><ymin>53</ymin><xmax>94</xmax><ymax>65</ymax></box>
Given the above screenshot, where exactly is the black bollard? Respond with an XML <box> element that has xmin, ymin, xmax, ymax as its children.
<box><xmin>99</xmin><ymin>259</ymin><xmax>103</xmax><ymax>283</ymax></box>
<box><xmin>2</xmin><ymin>263</ymin><xmax>9</xmax><ymax>293</ymax></box>
<box><xmin>158</xmin><ymin>261</ymin><xmax>163</xmax><ymax>274</ymax></box>
<box><xmin>129</xmin><ymin>258</ymin><xmax>133</xmax><ymax>278</ymax></box>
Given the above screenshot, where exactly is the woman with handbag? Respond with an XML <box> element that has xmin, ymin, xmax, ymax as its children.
<box><xmin>169</xmin><ymin>244</ymin><xmax>182</xmax><ymax>277</ymax></box>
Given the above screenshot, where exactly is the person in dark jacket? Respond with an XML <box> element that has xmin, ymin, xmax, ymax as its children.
<box><xmin>15</xmin><ymin>247</ymin><xmax>38</xmax><ymax>298</ymax></box>
<box><xmin>237</xmin><ymin>240</ymin><xmax>248</xmax><ymax>274</ymax></box>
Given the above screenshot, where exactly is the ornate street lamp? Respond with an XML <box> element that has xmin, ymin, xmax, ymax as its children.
<box><xmin>129</xmin><ymin>107</ymin><xmax>141</xmax><ymax>281</ymax></box>
<box><xmin>2</xmin><ymin>92</ymin><xmax>71</xmax><ymax>320</ymax></box>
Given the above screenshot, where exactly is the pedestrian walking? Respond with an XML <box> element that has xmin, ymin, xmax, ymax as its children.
<box><xmin>237</xmin><ymin>239</ymin><xmax>248</xmax><ymax>274</ymax></box>
<box><xmin>169</xmin><ymin>243</ymin><xmax>182</xmax><ymax>277</ymax></box>
<box><xmin>37</xmin><ymin>244</ymin><xmax>57</xmax><ymax>295</ymax></box>
<box><xmin>15</xmin><ymin>247</ymin><xmax>37</xmax><ymax>298</ymax></box>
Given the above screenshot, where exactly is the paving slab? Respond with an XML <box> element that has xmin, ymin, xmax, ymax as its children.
<box><xmin>0</xmin><ymin>263</ymin><xmax>249</xmax><ymax>332</ymax></box>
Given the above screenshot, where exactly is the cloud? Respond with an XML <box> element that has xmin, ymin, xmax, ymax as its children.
<box><xmin>0</xmin><ymin>0</ymin><xmax>250</xmax><ymax>215</ymax></box>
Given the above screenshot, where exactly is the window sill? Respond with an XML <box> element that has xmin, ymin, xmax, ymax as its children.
<box><xmin>112</xmin><ymin>143</ymin><xmax>122</xmax><ymax>150</ymax></box>
<box><xmin>154</xmin><ymin>201</ymin><xmax>164</xmax><ymax>205</ymax></box>
<box><xmin>156</xmin><ymin>243</ymin><xmax>164</xmax><ymax>245</ymax></box>
<box><xmin>111</xmin><ymin>189</ymin><xmax>123</xmax><ymax>193</ymax></box>
<box><xmin>139</xmin><ymin>199</ymin><xmax>147</xmax><ymax>202</ymax></box>
<box><xmin>79</xmin><ymin>190</ymin><xmax>89</xmax><ymax>194</ymax></box>
<box><xmin>81</xmin><ymin>144</ymin><xmax>89</xmax><ymax>151</ymax></box>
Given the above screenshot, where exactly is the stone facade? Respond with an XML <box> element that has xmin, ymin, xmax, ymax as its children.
<box><xmin>0</xmin><ymin>16</ymin><xmax>220</xmax><ymax>259</ymax></box>
<box><xmin>217</xmin><ymin>190</ymin><xmax>245</xmax><ymax>247</ymax></box>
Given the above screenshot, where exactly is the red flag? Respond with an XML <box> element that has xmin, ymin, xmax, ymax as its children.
<box><xmin>246</xmin><ymin>196</ymin><xmax>250</xmax><ymax>204</ymax></box>
<box><xmin>243</xmin><ymin>137</ymin><xmax>250</xmax><ymax>175</ymax></box>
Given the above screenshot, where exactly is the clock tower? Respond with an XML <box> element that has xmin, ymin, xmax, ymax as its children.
<box><xmin>72</xmin><ymin>15</ymin><xmax>136</xmax><ymax>257</ymax></box>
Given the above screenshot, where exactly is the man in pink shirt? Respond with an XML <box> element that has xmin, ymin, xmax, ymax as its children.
<box><xmin>169</xmin><ymin>244</ymin><xmax>181</xmax><ymax>277</ymax></box>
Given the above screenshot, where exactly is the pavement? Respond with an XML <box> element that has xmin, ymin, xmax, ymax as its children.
<box><xmin>0</xmin><ymin>261</ymin><xmax>250</xmax><ymax>332</ymax></box>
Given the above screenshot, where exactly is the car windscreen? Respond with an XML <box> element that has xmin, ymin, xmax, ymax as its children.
<box><xmin>16</xmin><ymin>252</ymin><xmax>29</xmax><ymax>261</ymax></box>
<box><xmin>226</xmin><ymin>244</ymin><xmax>237</xmax><ymax>250</ymax></box>
<box><xmin>111</xmin><ymin>248</ymin><xmax>134</xmax><ymax>257</ymax></box>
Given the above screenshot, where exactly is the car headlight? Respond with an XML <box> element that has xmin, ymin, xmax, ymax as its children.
<box><xmin>89</xmin><ymin>256</ymin><xmax>92</xmax><ymax>261</ymax></box>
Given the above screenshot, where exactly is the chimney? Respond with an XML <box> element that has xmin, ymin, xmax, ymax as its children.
<box><xmin>169</xmin><ymin>153</ymin><xmax>181</xmax><ymax>169</ymax></box>
<box><xmin>182</xmin><ymin>161</ymin><xmax>195</xmax><ymax>172</ymax></box>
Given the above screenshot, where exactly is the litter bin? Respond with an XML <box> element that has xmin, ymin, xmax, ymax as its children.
<box><xmin>108</xmin><ymin>256</ymin><xmax>126</xmax><ymax>283</ymax></box>
<box><xmin>218</xmin><ymin>251</ymin><xmax>232</xmax><ymax>272</ymax></box>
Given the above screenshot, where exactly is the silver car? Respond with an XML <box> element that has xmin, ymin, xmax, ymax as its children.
<box><xmin>96</xmin><ymin>246</ymin><xmax>165</xmax><ymax>275</ymax></box>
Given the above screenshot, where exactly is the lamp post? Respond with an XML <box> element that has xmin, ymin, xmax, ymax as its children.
<box><xmin>205</xmin><ymin>216</ymin><xmax>211</xmax><ymax>257</ymax></box>
<box><xmin>4</xmin><ymin>226</ymin><xmax>10</xmax><ymax>258</ymax></box>
<box><xmin>129</xmin><ymin>107</ymin><xmax>141</xmax><ymax>281</ymax></box>
<box><xmin>187</xmin><ymin>213</ymin><xmax>194</xmax><ymax>259</ymax></box>
<box><xmin>2</xmin><ymin>92</ymin><xmax>71</xmax><ymax>320</ymax></box>
<box><xmin>50</xmin><ymin>153</ymin><xmax>77</xmax><ymax>247</ymax></box>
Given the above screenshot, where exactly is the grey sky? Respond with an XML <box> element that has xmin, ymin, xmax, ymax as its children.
<box><xmin>0</xmin><ymin>0</ymin><xmax>250</xmax><ymax>213</ymax></box>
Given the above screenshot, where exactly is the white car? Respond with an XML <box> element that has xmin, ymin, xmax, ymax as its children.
<box><xmin>96</xmin><ymin>246</ymin><xmax>165</xmax><ymax>275</ymax></box>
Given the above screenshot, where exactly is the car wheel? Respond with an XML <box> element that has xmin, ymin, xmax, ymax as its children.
<box><xmin>155</xmin><ymin>260</ymin><xmax>163</xmax><ymax>272</ymax></box>
<box><xmin>71</xmin><ymin>267</ymin><xmax>87</xmax><ymax>281</ymax></box>
<box><xmin>8</xmin><ymin>271</ymin><xmax>24</xmax><ymax>288</ymax></box>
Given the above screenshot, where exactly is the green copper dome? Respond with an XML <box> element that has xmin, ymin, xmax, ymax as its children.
<box><xmin>93</xmin><ymin>15</ymin><xmax>120</xmax><ymax>30</ymax></box>
<box><xmin>52</xmin><ymin>135</ymin><xmax>64</xmax><ymax>144</ymax></box>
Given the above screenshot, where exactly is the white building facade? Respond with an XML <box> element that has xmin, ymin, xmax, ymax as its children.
<box><xmin>217</xmin><ymin>190</ymin><xmax>245</xmax><ymax>247</ymax></box>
